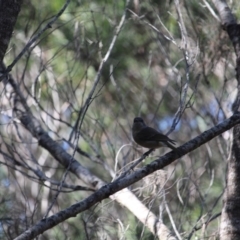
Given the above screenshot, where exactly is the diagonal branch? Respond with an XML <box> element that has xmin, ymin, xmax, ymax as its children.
<box><xmin>15</xmin><ymin>112</ymin><xmax>240</xmax><ymax>240</ymax></box>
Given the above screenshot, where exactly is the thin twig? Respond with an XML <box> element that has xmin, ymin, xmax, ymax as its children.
<box><xmin>7</xmin><ymin>0</ymin><xmax>71</xmax><ymax>72</ymax></box>
<box><xmin>68</xmin><ymin>0</ymin><xmax>130</xmax><ymax>142</ymax></box>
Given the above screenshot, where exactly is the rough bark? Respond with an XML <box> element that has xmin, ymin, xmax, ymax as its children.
<box><xmin>15</xmin><ymin>112</ymin><xmax>240</xmax><ymax>240</ymax></box>
<box><xmin>212</xmin><ymin>0</ymin><xmax>240</xmax><ymax>239</ymax></box>
<box><xmin>0</xmin><ymin>0</ymin><xmax>23</xmax><ymax>62</ymax></box>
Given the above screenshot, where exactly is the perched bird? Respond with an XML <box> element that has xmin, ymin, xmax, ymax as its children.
<box><xmin>132</xmin><ymin>117</ymin><xmax>176</xmax><ymax>150</ymax></box>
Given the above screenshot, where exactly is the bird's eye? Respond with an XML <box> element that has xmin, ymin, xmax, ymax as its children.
<box><xmin>134</xmin><ymin>118</ymin><xmax>142</xmax><ymax>123</ymax></box>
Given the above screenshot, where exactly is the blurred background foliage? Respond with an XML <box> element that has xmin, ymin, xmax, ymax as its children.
<box><xmin>0</xmin><ymin>0</ymin><xmax>239</xmax><ymax>239</ymax></box>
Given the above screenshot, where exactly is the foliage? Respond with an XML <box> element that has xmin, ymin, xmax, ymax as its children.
<box><xmin>0</xmin><ymin>0</ymin><xmax>239</xmax><ymax>239</ymax></box>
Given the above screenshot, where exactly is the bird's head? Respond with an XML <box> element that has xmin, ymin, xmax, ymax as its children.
<box><xmin>132</xmin><ymin>117</ymin><xmax>146</xmax><ymax>132</ymax></box>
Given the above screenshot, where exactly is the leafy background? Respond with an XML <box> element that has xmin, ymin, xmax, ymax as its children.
<box><xmin>0</xmin><ymin>0</ymin><xmax>239</xmax><ymax>239</ymax></box>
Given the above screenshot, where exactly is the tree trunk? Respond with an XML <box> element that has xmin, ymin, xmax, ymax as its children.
<box><xmin>212</xmin><ymin>0</ymin><xmax>240</xmax><ymax>239</ymax></box>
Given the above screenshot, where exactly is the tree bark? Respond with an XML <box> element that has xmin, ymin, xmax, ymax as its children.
<box><xmin>212</xmin><ymin>0</ymin><xmax>240</xmax><ymax>239</ymax></box>
<box><xmin>15</xmin><ymin>112</ymin><xmax>240</xmax><ymax>240</ymax></box>
<box><xmin>0</xmin><ymin>0</ymin><xmax>23</xmax><ymax>62</ymax></box>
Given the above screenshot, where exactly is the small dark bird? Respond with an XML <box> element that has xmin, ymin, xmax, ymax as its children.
<box><xmin>132</xmin><ymin>117</ymin><xmax>176</xmax><ymax>150</ymax></box>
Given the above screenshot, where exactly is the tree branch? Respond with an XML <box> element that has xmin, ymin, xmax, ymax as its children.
<box><xmin>15</xmin><ymin>112</ymin><xmax>240</xmax><ymax>240</ymax></box>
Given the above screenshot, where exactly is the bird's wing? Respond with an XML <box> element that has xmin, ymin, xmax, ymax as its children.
<box><xmin>138</xmin><ymin>127</ymin><xmax>176</xmax><ymax>144</ymax></box>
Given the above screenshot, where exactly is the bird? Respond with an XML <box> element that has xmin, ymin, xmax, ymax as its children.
<box><xmin>132</xmin><ymin>117</ymin><xmax>176</xmax><ymax>150</ymax></box>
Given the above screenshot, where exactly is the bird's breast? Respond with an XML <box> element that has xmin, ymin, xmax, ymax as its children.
<box><xmin>133</xmin><ymin>139</ymin><xmax>164</xmax><ymax>149</ymax></box>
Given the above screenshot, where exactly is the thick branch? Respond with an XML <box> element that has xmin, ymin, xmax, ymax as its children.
<box><xmin>212</xmin><ymin>0</ymin><xmax>236</xmax><ymax>27</ymax></box>
<box><xmin>212</xmin><ymin>0</ymin><xmax>240</xmax><ymax>112</ymax></box>
<box><xmin>15</xmin><ymin>112</ymin><xmax>240</xmax><ymax>240</ymax></box>
<box><xmin>0</xmin><ymin>0</ymin><xmax>23</xmax><ymax>62</ymax></box>
<box><xmin>210</xmin><ymin>2</ymin><xmax>240</xmax><ymax>239</ymax></box>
